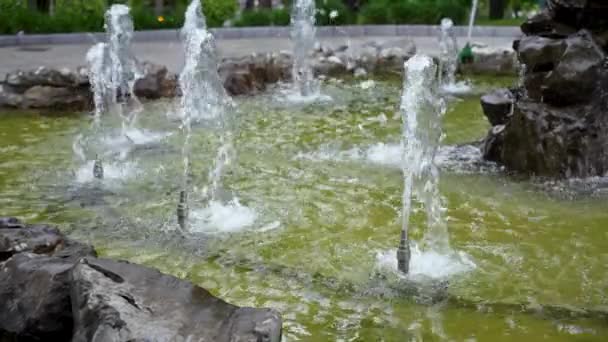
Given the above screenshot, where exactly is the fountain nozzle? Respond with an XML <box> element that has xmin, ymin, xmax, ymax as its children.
<box><xmin>397</xmin><ymin>230</ymin><xmax>411</xmax><ymax>274</ymax></box>
<box><xmin>177</xmin><ymin>190</ymin><xmax>189</xmax><ymax>230</ymax></box>
<box><xmin>93</xmin><ymin>155</ymin><xmax>104</xmax><ymax>179</ymax></box>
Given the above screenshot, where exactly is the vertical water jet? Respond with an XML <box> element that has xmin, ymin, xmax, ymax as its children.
<box><xmin>291</xmin><ymin>0</ymin><xmax>317</xmax><ymax>97</ymax></box>
<box><xmin>397</xmin><ymin>55</ymin><xmax>447</xmax><ymax>274</ymax></box>
<box><xmin>177</xmin><ymin>0</ymin><xmax>233</xmax><ymax>229</ymax></box>
<box><xmin>438</xmin><ymin>18</ymin><xmax>458</xmax><ymax>88</ymax></box>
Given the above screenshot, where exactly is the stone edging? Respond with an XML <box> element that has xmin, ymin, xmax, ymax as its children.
<box><xmin>0</xmin><ymin>25</ymin><xmax>522</xmax><ymax>47</ymax></box>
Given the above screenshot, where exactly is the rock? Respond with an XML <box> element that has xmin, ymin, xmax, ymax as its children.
<box><xmin>23</xmin><ymin>85</ymin><xmax>90</xmax><ymax>110</ymax></box>
<box><xmin>542</xmin><ymin>31</ymin><xmax>605</xmax><ymax>106</ymax></box>
<box><xmin>380</xmin><ymin>39</ymin><xmax>417</xmax><ymax>56</ymax></box>
<box><xmin>70</xmin><ymin>257</ymin><xmax>282</xmax><ymax>342</ymax></box>
<box><xmin>481</xmin><ymin>0</ymin><xmax>608</xmax><ymax>177</ymax></box>
<box><xmin>0</xmin><ymin>222</ymin><xmax>96</xmax><ymax>262</ymax></box>
<box><xmin>521</xmin><ymin>9</ymin><xmax>577</xmax><ymax>38</ymax></box>
<box><xmin>495</xmin><ymin>98</ymin><xmax>608</xmax><ymax>177</ymax></box>
<box><xmin>134</xmin><ymin>62</ymin><xmax>178</xmax><ymax>99</ymax></box>
<box><xmin>0</xmin><ymin>221</ymin><xmax>96</xmax><ymax>341</ymax></box>
<box><xmin>0</xmin><ymin>84</ymin><xmax>23</xmax><ymax>108</ymax></box>
<box><xmin>223</xmin><ymin>70</ymin><xmax>259</xmax><ymax>96</ymax></box>
<box><xmin>460</xmin><ymin>46</ymin><xmax>517</xmax><ymax>75</ymax></box>
<box><xmin>481</xmin><ymin>89</ymin><xmax>513</xmax><ymax>126</ymax></box>
<box><xmin>517</xmin><ymin>36</ymin><xmax>566</xmax><ymax>72</ymax></box>
<box><xmin>5</xmin><ymin>66</ymin><xmax>81</xmax><ymax>92</ymax></box>
<box><xmin>547</xmin><ymin>0</ymin><xmax>608</xmax><ymax>31</ymax></box>
<box><xmin>376</xmin><ymin>41</ymin><xmax>416</xmax><ymax>73</ymax></box>
<box><xmin>483</xmin><ymin>124</ymin><xmax>506</xmax><ymax>162</ymax></box>
<box><xmin>0</xmin><ymin>253</ymin><xmax>76</xmax><ymax>341</ymax></box>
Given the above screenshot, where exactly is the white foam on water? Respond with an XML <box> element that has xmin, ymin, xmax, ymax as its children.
<box><xmin>296</xmin><ymin>143</ymin><xmax>490</xmax><ymax>172</ymax></box>
<box><xmin>376</xmin><ymin>244</ymin><xmax>476</xmax><ymax>280</ymax></box>
<box><xmin>102</xmin><ymin>128</ymin><xmax>170</xmax><ymax>154</ymax></box>
<box><xmin>440</xmin><ymin>81</ymin><xmax>473</xmax><ymax>95</ymax></box>
<box><xmin>189</xmin><ymin>198</ymin><xmax>258</xmax><ymax>233</ymax></box>
<box><xmin>277</xmin><ymin>88</ymin><xmax>333</xmax><ymax>105</ymax></box>
<box><xmin>74</xmin><ymin>160</ymin><xmax>138</xmax><ymax>184</ymax></box>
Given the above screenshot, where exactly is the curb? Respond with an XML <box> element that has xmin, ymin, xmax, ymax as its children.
<box><xmin>0</xmin><ymin>25</ymin><xmax>521</xmax><ymax>47</ymax></box>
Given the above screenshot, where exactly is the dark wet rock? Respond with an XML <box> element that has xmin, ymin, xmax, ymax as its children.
<box><xmin>547</xmin><ymin>0</ymin><xmax>608</xmax><ymax>32</ymax></box>
<box><xmin>517</xmin><ymin>36</ymin><xmax>566</xmax><ymax>72</ymax></box>
<box><xmin>497</xmin><ymin>99</ymin><xmax>608</xmax><ymax>177</ymax></box>
<box><xmin>481</xmin><ymin>88</ymin><xmax>513</xmax><ymax>126</ymax></box>
<box><xmin>219</xmin><ymin>53</ymin><xmax>291</xmax><ymax>96</ymax></box>
<box><xmin>482</xmin><ymin>124</ymin><xmax>506</xmax><ymax>163</ymax></box>
<box><xmin>482</xmin><ymin>0</ymin><xmax>608</xmax><ymax>177</ymax></box>
<box><xmin>542</xmin><ymin>31</ymin><xmax>605</xmax><ymax>106</ymax></box>
<box><xmin>70</xmin><ymin>257</ymin><xmax>282</xmax><ymax>342</ymax></box>
<box><xmin>0</xmin><ymin>219</ymin><xmax>282</xmax><ymax>341</ymax></box>
<box><xmin>0</xmin><ymin>222</ymin><xmax>96</xmax><ymax>262</ymax></box>
<box><xmin>223</xmin><ymin>69</ymin><xmax>260</xmax><ymax>96</ymax></box>
<box><xmin>0</xmin><ymin>221</ymin><xmax>96</xmax><ymax>341</ymax></box>
<box><xmin>23</xmin><ymin>85</ymin><xmax>91</xmax><ymax>110</ymax></box>
<box><xmin>0</xmin><ymin>253</ymin><xmax>76</xmax><ymax>341</ymax></box>
<box><xmin>134</xmin><ymin>62</ymin><xmax>178</xmax><ymax>99</ymax></box>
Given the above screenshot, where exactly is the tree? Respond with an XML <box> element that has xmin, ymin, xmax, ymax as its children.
<box><xmin>489</xmin><ymin>0</ymin><xmax>505</xmax><ymax>19</ymax></box>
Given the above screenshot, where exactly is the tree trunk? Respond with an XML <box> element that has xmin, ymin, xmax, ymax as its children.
<box><xmin>259</xmin><ymin>0</ymin><xmax>272</xmax><ymax>9</ymax></box>
<box><xmin>154</xmin><ymin>0</ymin><xmax>164</xmax><ymax>16</ymax></box>
<box><xmin>245</xmin><ymin>0</ymin><xmax>255</xmax><ymax>10</ymax></box>
<box><xmin>489</xmin><ymin>0</ymin><xmax>505</xmax><ymax>20</ymax></box>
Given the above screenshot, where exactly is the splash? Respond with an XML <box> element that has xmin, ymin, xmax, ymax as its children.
<box><xmin>438</xmin><ymin>18</ymin><xmax>471</xmax><ymax>95</ymax></box>
<box><xmin>176</xmin><ymin>0</ymin><xmax>246</xmax><ymax>231</ymax></box>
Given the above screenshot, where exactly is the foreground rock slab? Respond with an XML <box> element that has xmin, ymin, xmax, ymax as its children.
<box><xmin>0</xmin><ymin>217</ymin><xmax>283</xmax><ymax>342</ymax></box>
<box><xmin>71</xmin><ymin>257</ymin><xmax>282</xmax><ymax>342</ymax></box>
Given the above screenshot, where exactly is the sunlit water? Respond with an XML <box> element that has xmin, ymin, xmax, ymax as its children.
<box><xmin>1</xmin><ymin>76</ymin><xmax>607</xmax><ymax>340</ymax></box>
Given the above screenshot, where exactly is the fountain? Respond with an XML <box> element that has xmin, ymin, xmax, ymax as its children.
<box><xmin>438</xmin><ymin>18</ymin><xmax>458</xmax><ymax>88</ymax></box>
<box><xmin>459</xmin><ymin>0</ymin><xmax>479</xmax><ymax>64</ymax></box>
<box><xmin>74</xmin><ymin>5</ymin><xmax>169</xmax><ymax>184</ymax></box>
<box><xmin>176</xmin><ymin>0</ymin><xmax>254</xmax><ymax>232</ymax></box>
<box><xmin>397</xmin><ymin>54</ymin><xmax>447</xmax><ymax>274</ymax></box>
<box><xmin>438</xmin><ymin>18</ymin><xmax>471</xmax><ymax>95</ymax></box>
<box><xmin>290</xmin><ymin>0</ymin><xmax>318</xmax><ymax>98</ymax></box>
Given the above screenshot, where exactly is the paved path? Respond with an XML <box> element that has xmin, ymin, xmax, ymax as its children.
<box><xmin>0</xmin><ymin>36</ymin><xmax>514</xmax><ymax>78</ymax></box>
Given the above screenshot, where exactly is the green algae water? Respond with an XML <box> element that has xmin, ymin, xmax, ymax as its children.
<box><xmin>1</xmin><ymin>78</ymin><xmax>607</xmax><ymax>341</ymax></box>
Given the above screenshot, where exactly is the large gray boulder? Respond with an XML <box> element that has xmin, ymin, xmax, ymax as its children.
<box><xmin>0</xmin><ymin>218</ymin><xmax>283</xmax><ymax>342</ymax></box>
<box><xmin>70</xmin><ymin>257</ymin><xmax>282</xmax><ymax>342</ymax></box>
<box><xmin>0</xmin><ymin>218</ymin><xmax>97</xmax><ymax>341</ymax></box>
<box><xmin>1</xmin><ymin>253</ymin><xmax>78</xmax><ymax>341</ymax></box>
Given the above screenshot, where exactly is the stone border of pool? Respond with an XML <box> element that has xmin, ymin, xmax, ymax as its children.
<box><xmin>0</xmin><ymin>25</ymin><xmax>522</xmax><ymax>47</ymax></box>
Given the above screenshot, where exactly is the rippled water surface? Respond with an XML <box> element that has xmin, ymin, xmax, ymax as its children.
<box><xmin>1</xmin><ymin>77</ymin><xmax>607</xmax><ymax>341</ymax></box>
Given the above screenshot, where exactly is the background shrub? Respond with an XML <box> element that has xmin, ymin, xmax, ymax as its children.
<box><xmin>315</xmin><ymin>0</ymin><xmax>355</xmax><ymax>26</ymax></box>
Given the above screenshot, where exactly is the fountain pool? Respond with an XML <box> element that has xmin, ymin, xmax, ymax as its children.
<box><xmin>1</xmin><ymin>76</ymin><xmax>607</xmax><ymax>340</ymax></box>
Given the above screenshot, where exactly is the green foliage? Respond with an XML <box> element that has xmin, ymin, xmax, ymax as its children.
<box><xmin>234</xmin><ymin>10</ymin><xmax>273</xmax><ymax>27</ymax></box>
<box><xmin>360</xmin><ymin>0</ymin><xmax>468</xmax><ymax>25</ymax></box>
<box><xmin>358</xmin><ymin>0</ymin><xmax>389</xmax><ymax>24</ymax></box>
<box><xmin>315</xmin><ymin>0</ymin><xmax>355</xmax><ymax>26</ymax></box>
<box><xmin>202</xmin><ymin>0</ymin><xmax>238</xmax><ymax>27</ymax></box>
<box><xmin>234</xmin><ymin>8</ymin><xmax>291</xmax><ymax>27</ymax></box>
<box><xmin>0</xmin><ymin>0</ymin><xmax>236</xmax><ymax>34</ymax></box>
<box><xmin>271</xmin><ymin>8</ymin><xmax>291</xmax><ymax>26</ymax></box>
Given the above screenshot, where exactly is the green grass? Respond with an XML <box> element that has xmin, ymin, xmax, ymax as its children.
<box><xmin>476</xmin><ymin>16</ymin><xmax>526</xmax><ymax>27</ymax></box>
